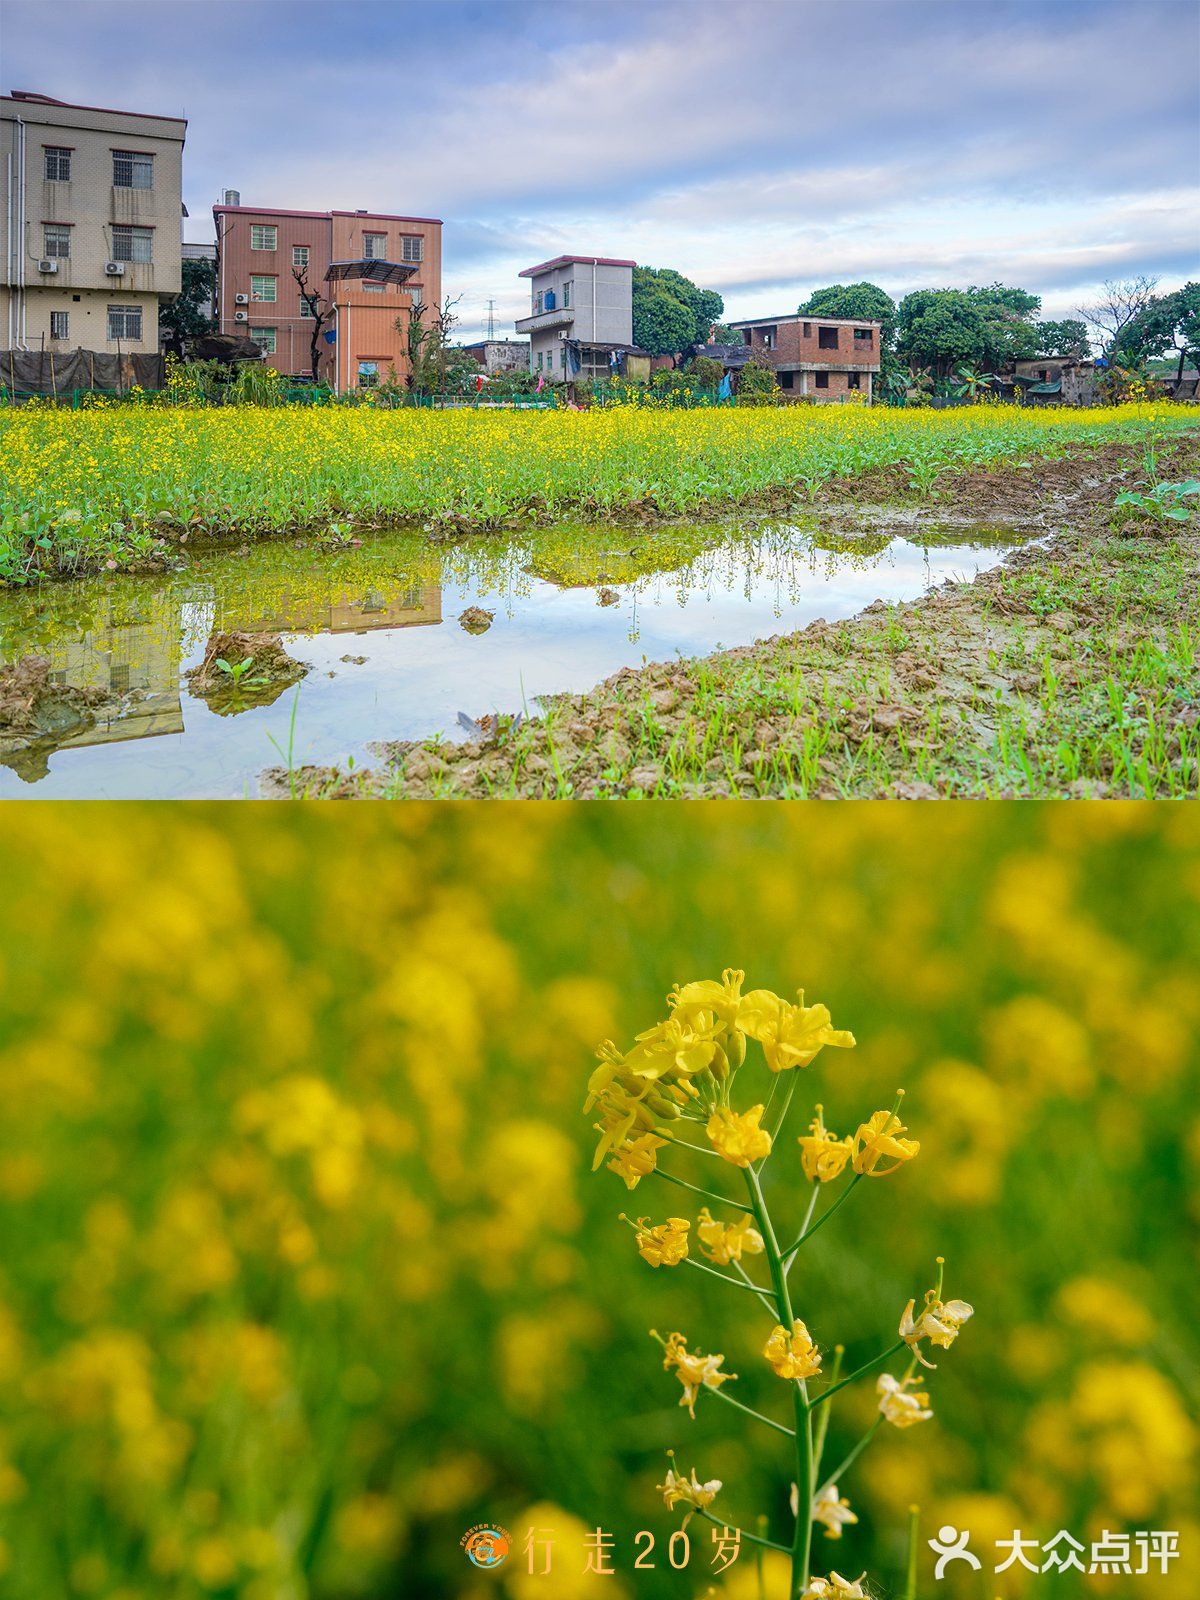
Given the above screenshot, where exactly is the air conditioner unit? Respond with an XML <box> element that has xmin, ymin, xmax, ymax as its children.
<box><xmin>38</xmin><ymin>258</ymin><xmax>60</xmax><ymax>274</ymax></box>
<box><xmin>104</xmin><ymin>261</ymin><xmax>125</xmax><ymax>276</ymax></box>
<box><xmin>234</xmin><ymin>292</ymin><xmax>249</xmax><ymax>304</ymax></box>
<box><xmin>234</xmin><ymin>310</ymin><xmax>248</xmax><ymax>322</ymax></box>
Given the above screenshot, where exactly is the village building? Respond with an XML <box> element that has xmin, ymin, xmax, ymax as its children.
<box><xmin>1012</xmin><ymin>356</ymin><xmax>1097</xmax><ymax>406</ymax></box>
<box><xmin>212</xmin><ymin>197</ymin><xmax>441</xmax><ymax>390</ymax></box>
<box><xmin>462</xmin><ymin>337</ymin><xmax>529</xmax><ymax>376</ymax></box>
<box><xmin>2</xmin><ymin>88</ymin><xmax>186</xmax><ymax>355</ymax></box>
<box><xmin>515</xmin><ymin>255</ymin><xmax>636</xmax><ymax>380</ymax></box>
<box><xmin>728</xmin><ymin>312</ymin><xmax>882</xmax><ymax>401</ymax></box>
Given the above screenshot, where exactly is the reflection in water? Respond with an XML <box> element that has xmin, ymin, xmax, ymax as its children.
<box><xmin>0</xmin><ymin>516</ymin><xmax>1025</xmax><ymax>799</ymax></box>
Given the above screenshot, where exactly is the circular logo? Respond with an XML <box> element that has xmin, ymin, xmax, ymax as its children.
<box><xmin>462</xmin><ymin>1524</ymin><xmax>511</xmax><ymax>1569</ymax></box>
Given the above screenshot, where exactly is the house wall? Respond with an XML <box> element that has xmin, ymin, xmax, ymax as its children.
<box><xmin>2</xmin><ymin>91</ymin><xmax>185</xmax><ymax>353</ymax></box>
<box><xmin>518</xmin><ymin>256</ymin><xmax>634</xmax><ymax>375</ymax></box>
<box><xmin>214</xmin><ymin>204</ymin><xmax>441</xmax><ymax>385</ymax></box>
<box><xmin>731</xmin><ymin>315</ymin><xmax>881</xmax><ymax>403</ymax></box>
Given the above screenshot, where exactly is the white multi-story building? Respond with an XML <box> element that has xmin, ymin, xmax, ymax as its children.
<box><xmin>515</xmin><ymin>254</ymin><xmax>634</xmax><ymax>380</ymax></box>
<box><xmin>2</xmin><ymin>90</ymin><xmax>186</xmax><ymax>353</ymax></box>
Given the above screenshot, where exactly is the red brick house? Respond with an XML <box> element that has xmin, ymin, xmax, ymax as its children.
<box><xmin>729</xmin><ymin>313</ymin><xmax>882</xmax><ymax>401</ymax></box>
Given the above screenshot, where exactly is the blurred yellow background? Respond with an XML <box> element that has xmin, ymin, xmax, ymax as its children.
<box><xmin>0</xmin><ymin>807</ymin><xmax>1196</xmax><ymax>1600</ymax></box>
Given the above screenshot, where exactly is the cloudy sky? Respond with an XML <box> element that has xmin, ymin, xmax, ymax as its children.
<box><xmin>5</xmin><ymin>0</ymin><xmax>1198</xmax><ymax>341</ymax></box>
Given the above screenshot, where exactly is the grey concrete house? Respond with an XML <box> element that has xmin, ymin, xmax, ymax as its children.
<box><xmin>515</xmin><ymin>254</ymin><xmax>634</xmax><ymax>380</ymax></box>
<box><xmin>2</xmin><ymin>89</ymin><xmax>186</xmax><ymax>354</ymax></box>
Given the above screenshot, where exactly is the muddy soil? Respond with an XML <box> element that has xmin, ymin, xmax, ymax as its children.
<box><xmin>186</xmin><ymin>630</ymin><xmax>310</xmax><ymax>716</ymax></box>
<box><xmin>262</xmin><ymin>440</ymin><xmax>1200</xmax><ymax>799</ymax></box>
<box><xmin>0</xmin><ymin>656</ymin><xmax>118</xmax><ymax>783</ymax></box>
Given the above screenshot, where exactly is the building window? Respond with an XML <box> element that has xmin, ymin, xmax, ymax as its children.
<box><xmin>546</xmin><ymin>348</ymin><xmax>554</xmax><ymax>371</ymax></box>
<box><xmin>815</xmin><ymin>371</ymin><xmax>829</xmax><ymax>389</ymax></box>
<box><xmin>44</xmin><ymin>146</ymin><xmax>72</xmax><ymax>181</ymax></box>
<box><xmin>251</xmin><ymin>275</ymin><xmax>278</xmax><ymax>303</ymax></box>
<box><xmin>853</xmin><ymin>327</ymin><xmax>873</xmax><ymax>343</ymax></box>
<box><xmin>362</xmin><ymin>283</ymin><xmax>385</xmax><ymax>293</ymax></box>
<box><xmin>293</xmin><ymin>245</ymin><xmax>310</xmax><ymax>269</ymax></box>
<box><xmin>363</xmin><ymin>232</ymin><xmax>387</xmax><ymax>259</ymax></box>
<box><xmin>400</xmin><ymin>235</ymin><xmax>423</xmax><ymax>263</ymax></box>
<box><xmin>847</xmin><ymin>372</ymin><xmax>861</xmax><ymax>389</ymax></box>
<box><xmin>802</xmin><ymin>322</ymin><xmax>812</xmax><ymax>337</ymax></box>
<box><xmin>111</xmin><ymin>225</ymin><xmax>153</xmax><ymax>263</ymax></box>
<box><xmin>250</xmin><ymin>224</ymin><xmax>278</xmax><ymax>251</ymax></box>
<box><xmin>357</xmin><ymin>361</ymin><xmax>380</xmax><ymax>388</ymax></box>
<box><xmin>758</xmin><ymin>327</ymin><xmax>777</xmax><ymax>349</ymax></box>
<box><xmin>779</xmin><ymin>370</ymin><xmax>794</xmax><ymax>389</ymax></box>
<box><xmin>250</xmin><ymin>326</ymin><xmax>277</xmax><ymax>354</ymax></box>
<box><xmin>112</xmin><ymin>150</ymin><xmax>153</xmax><ymax>189</ymax></box>
<box><xmin>297</xmin><ymin>295</ymin><xmax>317</xmax><ymax>317</ymax></box>
<box><xmin>742</xmin><ymin>329</ymin><xmax>752</xmax><ymax>345</ymax></box>
<box><xmin>536</xmin><ymin>352</ymin><xmax>543</xmax><ymax>371</ymax></box>
<box><xmin>107</xmin><ymin>304</ymin><xmax>143</xmax><ymax>341</ymax></box>
<box><xmin>562</xmin><ymin>281</ymin><xmax>572</xmax><ymax>309</ymax></box>
<box><xmin>43</xmin><ymin>224</ymin><xmax>71</xmax><ymax>259</ymax></box>
<box><xmin>534</xmin><ymin>291</ymin><xmax>544</xmax><ymax>314</ymax></box>
<box><xmin>50</xmin><ymin>311</ymin><xmax>70</xmax><ymax>340</ymax></box>
<box><xmin>818</xmin><ymin>326</ymin><xmax>839</xmax><ymax>350</ymax></box>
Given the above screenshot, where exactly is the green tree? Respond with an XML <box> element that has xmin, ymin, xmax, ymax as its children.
<box><xmin>736</xmin><ymin>359</ymin><xmax>780</xmax><ymax>405</ymax></box>
<box><xmin>896</xmin><ymin>290</ymin><xmax>988</xmax><ymax>376</ymax></box>
<box><xmin>1122</xmin><ymin>282</ymin><xmax>1200</xmax><ymax>382</ymax></box>
<box><xmin>632</xmin><ymin>282</ymin><xmax>698</xmax><ymax>358</ymax></box>
<box><xmin>632</xmin><ymin>266</ymin><xmax>725</xmax><ymax>356</ymax></box>
<box><xmin>160</xmin><ymin>257</ymin><xmax>215</xmax><ymax>353</ymax></box>
<box><xmin>709</xmin><ymin>323</ymin><xmax>746</xmax><ymax>347</ymax></box>
<box><xmin>1036</xmin><ymin>319</ymin><xmax>1090</xmax><ymax>357</ymax></box>
<box><xmin>799</xmin><ymin>282</ymin><xmax>897</xmax><ymax>348</ymax></box>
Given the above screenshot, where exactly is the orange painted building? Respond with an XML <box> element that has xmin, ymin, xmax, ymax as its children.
<box><xmin>212</xmin><ymin>200</ymin><xmax>441</xmax><ymax>389</ymax></box>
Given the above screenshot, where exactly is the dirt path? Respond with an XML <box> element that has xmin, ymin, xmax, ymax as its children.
<box><xmin>263</xmin><ymin>439</ymin><xmax>1200</xmax><ymax>799</ymax></box>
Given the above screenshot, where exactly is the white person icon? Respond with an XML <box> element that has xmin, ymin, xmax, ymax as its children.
<box><xmin>928</xmin><ymin>1526</ymin><xmax>983</xmax><ymax>1579</ymax></box>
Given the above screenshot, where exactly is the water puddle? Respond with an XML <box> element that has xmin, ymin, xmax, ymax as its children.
<box><xmin>0</xmin><ymin>517</ymin><xmax>1025</xmax><ymax>798</ymax></box>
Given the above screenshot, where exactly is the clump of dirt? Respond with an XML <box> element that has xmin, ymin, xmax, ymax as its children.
<box><xmin>596</xmin><ymin>587</ymin><xmax>620</xmax><ymax>606</ymax></box>
<box><xmin>186</xmin><ymin>630</ymin><xmax>309</xmax><ymax>715</ymax></box>
<box><xmin>458</xmin><ymin>607</ymin><xmax>495</xmax><ymax>634</ymax></box>
<box><xmin>0</xmin><ymin>655</ymin><xmax>113</xmax><ymax>781</ymax></box>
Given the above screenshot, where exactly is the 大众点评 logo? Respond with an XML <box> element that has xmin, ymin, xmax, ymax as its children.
<box><xmin>461</xmin><ymin>1524</ymin><xmax>511</xmax><ymax>1570</ymax></box>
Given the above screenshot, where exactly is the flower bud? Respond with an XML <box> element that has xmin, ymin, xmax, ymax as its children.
<box><xmin>726</xmin><ymin>1029</ymin><xmax>747</xmax><ymax>1071</ymax></box>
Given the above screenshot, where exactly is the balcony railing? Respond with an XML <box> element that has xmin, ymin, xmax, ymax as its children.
<box><xmin>514</xmin><ymin>306</ymin><xmax>575</xmax><ymax>334</ymax></box>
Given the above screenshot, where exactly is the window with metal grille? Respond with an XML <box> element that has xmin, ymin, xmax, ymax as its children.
<box><xmin>112</xmin><ymin>150</ymin><xmax>153</xmax><ymax>188</ymax></box>
<box><xmin>107</xmin><ymin>305</ymin><xmax>143</xmax><ymax>340</ymax></box>
<box><xmin>293</xmin><ymin>245</ymin><xmax>310</xmax><ymax>268</ymax></box>
<box><xmin>357</xmin><ymin>361</ymin><xmax>379</xmax><ymax>388</ymax></box>
<box><xmin>50</xmin><ymin>311</ymin><xmax>70</xmax><ymax>339</ymax></box>
<box><xmin>250</xmin><ymin>326</ymin><xmax>277</xmax><ymax>354</ymax></box>
<box><xmin>43</xmin><ymin>224</ymin><xmax>71</xmax><ymax>259</ymax></box>
<box><xmin>363</xmin><ymin>232</ymin><xmax>387</xmax><ymax>259</ymax></box>
<box><xmin>44</xmin><ymin>146</ymin><xmax>72</xmax><ymax>181</ymax></box>
<box><xmin>251</xmin><ymin>275</ymin><xmax>278</xmax><ymax>302</ymax></box>
<box><xmin>111</xmin><ymin>225</ymin><xmax>153</xmax><ymax>264</ymax></box>
<box><xmin>297</xmin><ymin>295</ymin><xmax>317</xmax><ymax>317</ymax></box>
<box><xmin>250</xmin><ymin>225</ymin><xmax>278</xmax><ymax>251</ymax></box>
<box><xmin>400</xmin><ymin>235</ymin><xmax>423</xmax><ymax>263</ymax></box>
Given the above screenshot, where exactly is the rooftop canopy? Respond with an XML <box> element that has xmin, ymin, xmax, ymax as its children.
<box><xmin>324</xmin><ymin>259</ymin><xmax>418</xmax><ymax>287</ymax></box>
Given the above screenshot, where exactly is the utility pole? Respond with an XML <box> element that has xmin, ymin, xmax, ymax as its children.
<box><xmin>486</xmin><ymin>298</ymin><xmax>496</xmax><ymax>340</ymax></box>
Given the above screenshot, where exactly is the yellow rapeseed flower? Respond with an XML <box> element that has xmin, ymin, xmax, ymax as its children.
<box><xmin>707</xmin><ymin>1104</ymin><xmax>772</xmax><ymax>1166</ymax></box>
<box><xmin>632</xmin><ymin>1216</ymin><xmax>690</xmax><ymax>1267</ymax></box>
<box><xmin>660</xmin><ymin>1330</ymin><xmax>735</xmax><ymax>1416</ymax></box>
<box><xmin>696</xmin><ymin>1207</ymin><xmax>764</xmax><ymax>1265</ymax></box>
<box><xmin>851</xmin><ymin>1109</ymin><xmax>919</xmax><ymax>1176</ymax></box>
<box><xmin>738</xmin><ymin>989</ymin><xmax>856</xmax><ymax>1073</ymax></box>
<box><xmin>797</xmin><ymin>1105</ymin><xmax>853</xmax><ymax>1182</ymax></box>
<box><xmin>764</xmin><ymin>1319</ymin><xmax>822</xmax><ymax>1380</ymax></box>
<box><xmin>876</xmin><ymin>1372</ymin><xmax>933</xmax><ymax>1427</ymax></box>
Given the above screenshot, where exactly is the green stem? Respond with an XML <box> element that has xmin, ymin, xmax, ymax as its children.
<box><xmin>782</xmin><ymin>1174</ymin><xmax>863</xmax><ymax>1259</ymax></box>
<box><xmin>655</xmin><ymin>1127</ymin><xmax>724</xmax><ymax>1160</ymax></box>
<box><xmin>811</xmin><ymin>1345</ymin><xmax>842</xmax><ymax>1481</ymax></box>
<box><xmin>704</xmin><ymin>1382</ymin><xmax>796</xmax><ymax>1439</ymax></box>
<box><xmin>757</xmin><ymin>1072</ymin><xmax>798</xmax><ymax>1168</ymax></box>
<box><xmin>697</xmin><ymin>1507</ymin><xmax>791</xmax><ymax>1555</ymax></box>
<box><xmin>683</xmin><ymin>1257</ymin><xmax>769</xmax><ymax>1296</ymax></box>
<box><xmin>902</xmin><ymin>1504</ymin><xmax>920</xmax><ymax>1600</ymax></box>
<box><xmin>743</xmin><ymin>1165</ymin><xmax>813</xmax><ymax>1598</ymax></box>
<box><xmin>815</xmin><ymin>1416</ymin><xmax>883</xmax><ymax>1500</ymax></box>
<box><xmin>649</xmin><ymin>1167</ymin><xmax>754</xmax><ymax>1213</ymax></box>
<box><xmin>732</xmin><ymin>1257</ymin><xmax>780</xmax><ymax>1317</ymax></box>
<box><xmin>807</xmin><ymin>1340</ymin><xmax>906</xmax><ymax>1412</ymax></box>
